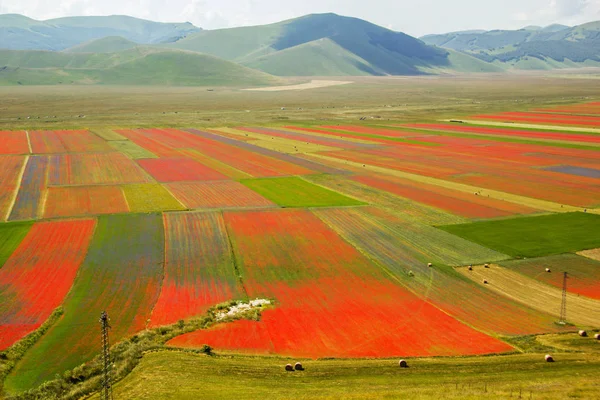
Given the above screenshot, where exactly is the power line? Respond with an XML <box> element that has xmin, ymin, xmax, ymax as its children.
<box><xmin>100</xmin><ymin>311</ymin><xmax>113</xmax><ymax>400</ymax></box>
<box><xmin>559</xmin><ymin>272</ymin><xmax>568</xmax><ymax>325</ymax></box>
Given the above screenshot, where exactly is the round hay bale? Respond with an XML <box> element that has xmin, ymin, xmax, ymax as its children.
<box><xmin>579</xmin><ymin>330</ymin><xmax>588</xmax><ymax>337</ymax></box>
<box><xmin>483</xmin><ymin>279</ymin><xmax>488</xmax><ymax>284</ymax></box>
<box><xmin>545</xmin><ymin>268</ymin><xmax>551</xmax><ymax>273</ymax></box>
<box><xmin>428</xmin><ymin>263</ymin><xmax>433</xmax><ymax>268</ymax></box>
<box><xmin>294</xmin><ymin>362</ymin><xmax>304</xmax><ymax>371</ymax></box>
<box><xmin>398</xmin><ymin>359</ymin><xmax>408</xmax><ymax>368</ymax></box>
<box><xmin>484</xmin><ymin>263</ymin><xmax>489</xmax><ymax>268</ymax></box>
<box><xmin>594</xmin><ymin>333</ymin><xmax>600</xmax><ymax>340</ymax></box>
<box><xmin>468</xmin><ymin>265</ymin><xmax>473</xmax><ymax>271</ymax></box>
<box><xmin>545</xmin><ymin>354</ymin><xmax>554</xmax><ymax>362</ymax></box>
<box><xmin>285</xmin><ymin>364</ymin><xmax>294</xmax><ymax>371</ymax></box>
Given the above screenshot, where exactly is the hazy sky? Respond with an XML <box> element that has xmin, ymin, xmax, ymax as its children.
<box><xmin>0</xmin><ymin>0</ymin><xmax>598</xmax><ymax>36</ymax></box>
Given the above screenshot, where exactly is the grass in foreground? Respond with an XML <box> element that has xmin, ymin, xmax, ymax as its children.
<box><xmin>241</xmin><ymin>176</ymin><xmax>364</xmax><ymax>208</ymax></box>
<box><xmin>439</xmin><ymin>212</ymin><xmax>600</xmax><ymax>258</ymax></box>
<box><xmin>93</xmin><ymin>351</ymin><xmax>600</xmax><ymax>400</ymax></box>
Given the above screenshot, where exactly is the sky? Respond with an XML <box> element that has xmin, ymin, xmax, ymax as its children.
<box><xmin>0</xmin><ymin>0</ymin><xmax>599</xmax><ymax>36</ymax></box>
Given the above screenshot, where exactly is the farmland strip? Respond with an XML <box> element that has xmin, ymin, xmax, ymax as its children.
<box><xmin>186</xmin><ymin>129</ymin><xmax>343</xmax><ymax>174</ymax></box>
<box><xmin>4</xmin><ymin>156</ymin><xmax>28</xmax><ymax>222</ymax></box>
<box><xmin>310</xmin><ymin>153</ymin><xmax>584</xmax><ymax>213</ymax></box>
<box><xmin>0</xmin><ymin>219</ymin><xmax>96</xmax><ymax>350</ymax></box>
<box><xmin>6</xmin><ymin>214</ymin><xmax>164</xmax><ymax>391</ymax></box>
<box><xmin>8</xmin><ymin>156</ymin><xmax>49</xmax><ymax>221</ymax></box>
<box><xmin>150</xmin><ymin>212</ymin><xmax>245</xmax><ymax>327</ymax></box>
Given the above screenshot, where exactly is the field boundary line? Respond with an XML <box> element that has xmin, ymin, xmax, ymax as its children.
<box><xmin>36</xmin><ymin>156</ymin><xmax>51</xmax><ymax>220</ymax></box>
<box><xmin>310</xmin><ymin>153</ymin><xmax>584</xmax><ymax>213</ymax></box>
<box><xmin>25</xmin><ymin>130</ymin><xmax>32</xmax><ymax>154</ymax></box>
<box><xmin>447</xmin><ymin>120</ymin><xmax>600</xmax><ymax>134</ymax></box>
<box><xmin>221</xmin><ymin>211</ymin><xmax>249</xmax><ymax>300</ymax></box>
<box><xmin>5</xmin><ymin>156</ymin><xmax>29</xmax><ymax>222</ymax></box>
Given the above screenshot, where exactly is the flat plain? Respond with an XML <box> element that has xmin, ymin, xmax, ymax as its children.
<box><xmin>1</xmin><ymin>73</ymin><xmax>600</xmax><ymax>399</ymax></box>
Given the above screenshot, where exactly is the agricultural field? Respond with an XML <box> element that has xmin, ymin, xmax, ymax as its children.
<box><xmin>440</xmin><ymin>213</ymin><xmax>600</xmax><ymax>258</ymax></box>
<box><xmin>0</xmin><ymin>80</ymin><xmax>599</xmax><ymax>399</ymax></box>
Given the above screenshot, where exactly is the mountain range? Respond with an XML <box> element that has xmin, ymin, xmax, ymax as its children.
<box><xmin>0</xmin><ymin>13</ymin><xmax>599</xmax><ymax>86</ymax></box>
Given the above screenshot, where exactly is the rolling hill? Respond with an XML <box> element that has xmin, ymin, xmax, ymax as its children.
<box><xmin>168</xmin><ymin>13</ymin><xmax>496</xmax><ymax>76</ymax></box>
<box><xmin>64</xmin><ymin>36</ymin><xmax>139</xmax><ymax>53</ymax></box>
<box><xmin>0</xmin><ymin>14</ymin><xmax>201</xmax><ymax>51</ymax></box>
<box><xmin>0</xmin><ymin>47</ymin><xmax>278</xmax><ymax>86</ymax></box>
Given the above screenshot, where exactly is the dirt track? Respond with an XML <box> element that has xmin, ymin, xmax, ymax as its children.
<box><xmin>243</xmin><ymin>80</ymin><xmax>353</xmax><ymax>92</ymax></box>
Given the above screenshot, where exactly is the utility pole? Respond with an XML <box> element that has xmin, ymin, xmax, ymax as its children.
<box><xmin>559</xmin><ymin>272</ymin><xmax>568</xmax><ymax>324</ymax></box>
<box><xmin>100</xmin><ymin>311</ymin><xmax>113</xmax><ymax>400</ymax></box>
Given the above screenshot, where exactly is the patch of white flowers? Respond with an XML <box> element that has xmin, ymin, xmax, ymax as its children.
<box><xmin>216</xmin><ymin>299</ymin><xmax>272</xmax><ymax>321</ymax></box>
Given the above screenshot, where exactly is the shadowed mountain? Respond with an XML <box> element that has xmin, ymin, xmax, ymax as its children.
<box><xmin>168</xmin><ymin>13</ymin><xmax>497</xmax><ymax>76</ymax></box>
<box><xmin>420</xmin><ymin>21</ymin><xmax>600</xmax><ymax>70</ymax></box>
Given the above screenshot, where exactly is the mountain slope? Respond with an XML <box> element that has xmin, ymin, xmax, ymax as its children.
<box><xmin>0</xmin><ymin>14</ymin><xmax>201</xmax><ymax>51</ymax></box>
<box><xmin>243</xmin><ymin>38</ymin><xmax>382</xmax><ymax>76</ymax></box>
<box><xmin>64</xmin><ymin>36</ymin><xmax>139</xmax><ymax>53</ymax></box>
<box><xmin>0</xmin><ymin>48</ymin><xmax>277</xmax><ymax>86</ymax></box>
<box><xmin>169</xmin><ymin>13</ymin><xmax>458</xmax><ymax>76</ymax></box>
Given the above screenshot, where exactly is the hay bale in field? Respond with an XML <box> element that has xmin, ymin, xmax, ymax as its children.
<box><xmin>285</xmin><ymin>364</ymin><xmax>294</xmax><ymax>371</ymax></box>
<box><xmin>579</xmin><ymin>330</ymin><xmax>588</xmax><ymax>337</ymax></box>
<box><xmin>483</xmin><ymin>279</ymin><xmax>488</xmax><ymax>284</ymax></box>
<box><xmin>398</xmin><ymin>359</ymin><xmax>408</xmax><ymax>368</ymax></box>
<box><xmin>294</xmin><ymin>362</ymin><xmax>304</xmax><ymax>371</ymax></box>
<box><xmin>428</xmin><ymin>263</ymin><xmax>433</xmax><ymax>268</ymax></box>
<box><xmin>594</xmin><ymin>333</ymin><xmax>600</xmax><ymax>340</ymax></box>
<box><xmin>484</xmin><ymin>263</ymin><xmax>489</xmax><ymax>268</ymax></box>
<box><xmin>545</xmin><ymin>268</ymin><xmax>551</xmax><ymax>273</ymax></box>
<box><xmin>468</xmin><ymin>265</ymin><xmax>473</xmax><ymax>271</ymax></box>
<box><xmin>545</xmin><ymin>354</ymin><xmax>554</xmax><ymax>362</ymax></box>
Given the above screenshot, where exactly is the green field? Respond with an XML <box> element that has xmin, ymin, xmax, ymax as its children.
<box><xmin>0</xmin><ymin>222</ymin><xmax>32</xmax><ymax>268</ymax></box>
<box><xmin>439</xmin><ymin>212</ymin><xmax>600</xmax><ymax>258</ymax></box>
<box><xmin>241</xmin><ymin>176</ymin><xmax>365</xmax><ymax>208</ymax></box>
<box><xmin>93</xmin><ymin>350</ymin><xmax>600</xmax><ymax>400</ymax></box>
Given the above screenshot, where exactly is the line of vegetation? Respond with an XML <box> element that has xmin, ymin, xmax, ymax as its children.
<box><xmin>3</xmin><ymin>300</ymin><xmax>271</xmax><ymax>400</ymax></box>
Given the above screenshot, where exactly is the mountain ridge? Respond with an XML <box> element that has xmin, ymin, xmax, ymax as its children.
<box><xmin>0</xmin><ymin>14</ymin><xmax>201</xmax><ymax>51</ymax></box>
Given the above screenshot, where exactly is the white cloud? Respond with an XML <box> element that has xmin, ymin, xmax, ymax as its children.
<box><xmin>0</xmin><ymin>0</ymin><xmax>598</xmax><ymax>36</ymax></box>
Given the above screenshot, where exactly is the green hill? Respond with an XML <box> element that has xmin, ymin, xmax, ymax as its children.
<box><xmin>242</xmin><ymin>38</ymin><xmax>382</xmax><ymax>76</ymax></box>
<box><xmin>64</xmin><ymin>36</ymin><xmax>139</xmax><ymax>53</ymax></box>
<box><xmin>0</xmin><ymin>48</ymin><xmax>278</xmax><ymax>86</ymax></box>
<box><xmin>0</xmin><ymin>14</ymin><xmax>201</xmax><ymax>51</ymax></box>
<box><xmin>169</xmin><ymin>13</ymin><xmax>499</xmax><ymax>76</ymax></box>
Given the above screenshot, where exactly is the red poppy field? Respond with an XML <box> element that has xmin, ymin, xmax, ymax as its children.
<box><xmin>1</xmin><ymin>100</ymin><xmax>599</xmax><ymax>395</ymax></box>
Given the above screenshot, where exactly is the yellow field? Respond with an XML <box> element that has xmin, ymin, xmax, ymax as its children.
<box><xmin>212</xmin><ymin>127</ymin><xmax>340</xmax><ymax>153</ymax></box>
<box><xmin>457</xmin><ymin>264</ymin><xmax>600</xmax><ymax>327</ymax></box>
<box><xmin>122</xmin><ymin>184</ymin><xmax>186</xmax><ymax>212</ymax></box>
<box><xmin>578</xmin><ymin>248</ymin><xmax>600</xmax><ymax>262</ymax></box>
